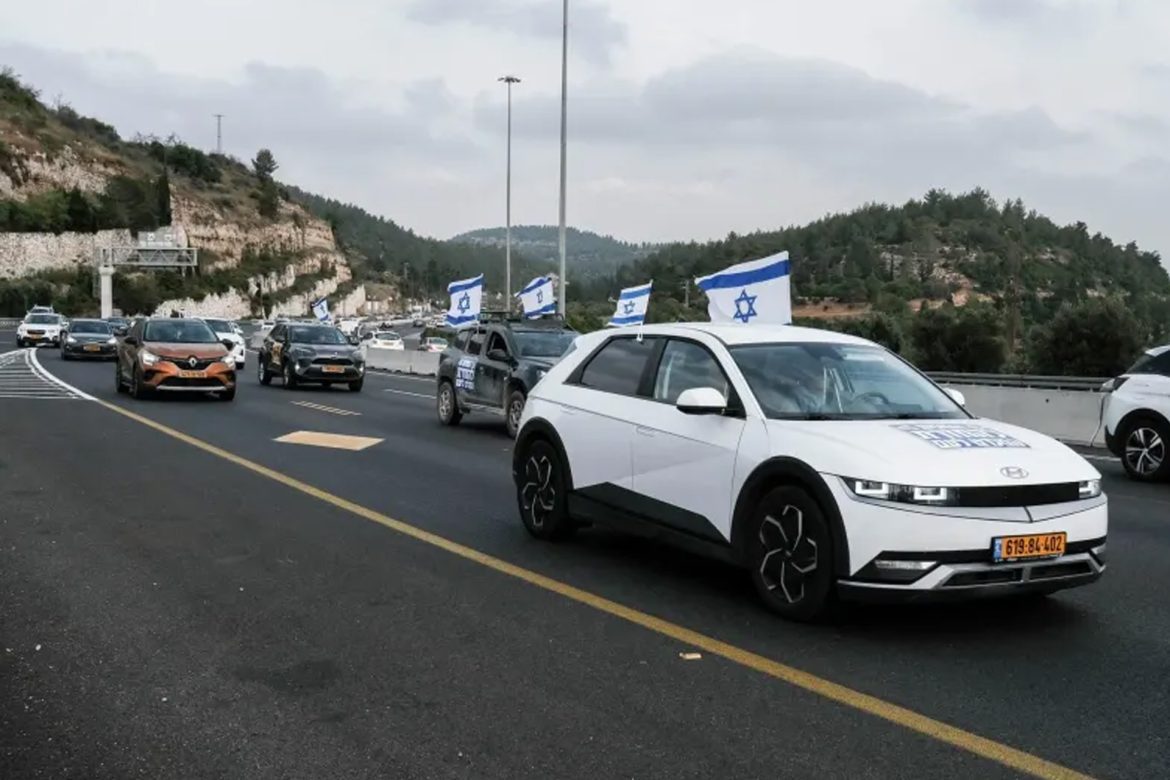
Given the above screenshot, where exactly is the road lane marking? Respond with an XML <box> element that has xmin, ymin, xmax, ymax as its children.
<box><xmin>0</xmin><ymin>349</ymin><xmax>91</xmax><ymax>400</ymax></box>
<box><xmin>382</xmin><ymin>388</ymin><xmax>432</xmax><ymax>400</ymax></box>
<box><xmin>274</xmin><ymin>430</ymin><xmax>382</xmax><ymax>451</ymax></box>
<box><xmin>48</xmin><ymin>405</ymin><xmax>1088</xmax><ymax>780</ymax></box>
<box><xmin>291</xmin><ymin>400</ymin><xmax>362</xmax><ymax>416</ymax></box>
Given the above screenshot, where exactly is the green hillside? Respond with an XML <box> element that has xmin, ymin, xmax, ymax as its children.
<box><xmin>451</xmin><ymin>225</ymin><xmax>655</xmax><ymax>282</ymax></box>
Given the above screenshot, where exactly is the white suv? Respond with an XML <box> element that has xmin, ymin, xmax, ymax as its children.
<box><xmin>512</xmin><ymin>323</ymin><xmax>1107</xmax><ymax>620</ymax></box>
<box><xmin>1101</xmin><ymin>345</ymin><xmax>1170</xmax><ymax>481</ymax></box>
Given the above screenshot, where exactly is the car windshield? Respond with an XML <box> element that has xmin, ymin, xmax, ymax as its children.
<box><xmin>513</xmin><ymin>330</ymin><xmax>576</xmax><ymax>358</ymax></box>
<box><xmin>70</xmin><ymin>320</ymin><xmax>111</xmax><ymax>334</ymax></box>
<box><xmin>375</xmin><ymin>332</ymin><xmax>401</xmax><ymax>340</ymax></box>
<box><xmin>290</xmin><ymin>326</ymin><xmax>348</xmax><ymax>345</ymax></box>
<box><xmin>144</xmin><ymin>320</ymin><xmax>219</xmax><ymax>344</ymax></box>
<box><xmin>26</xmin><ymin>314</ymin><xmax>59</xmax><ymax>324</ymax></box>
<box><xmin>203</xmin><ymin>319</ymin><xmax>231</xmax><ymax>333</ymax></box>
<box><xmin>730</xmin><ymin>343</ymin><xmax>967</xmax><ymax>421</ymax></box>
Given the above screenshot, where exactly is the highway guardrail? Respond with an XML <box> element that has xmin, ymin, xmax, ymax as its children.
<box><xmin>927</xmin><ymin>372</ymin><xmax>1109</xmax><ymax>391</ymax></box>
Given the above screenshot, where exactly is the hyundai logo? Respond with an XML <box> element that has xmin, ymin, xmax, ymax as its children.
<box><xmin>1000</xmin><ymin>466</ymin><xmax>1029</xmax><ymax>479</ymax></box>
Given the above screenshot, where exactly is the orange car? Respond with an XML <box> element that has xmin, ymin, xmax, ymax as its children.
<box><xmin>115</xmin><ymin>317</ymin><xmax>237</xmax><ymax>401</ymax></box>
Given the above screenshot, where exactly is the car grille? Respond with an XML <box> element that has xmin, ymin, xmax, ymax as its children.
<box><xmin>1028</xmin><ymin>560</ymin><xmax>1095</xmax><ymax>580</ymax></box>
<box><xmin>27</xmin><ymin>329</ymin><xmax>45</xmax><ymax>335</ymax></box>
<box><xmin>951</xmin><ymin>483</ymin><xmax>1081</xmax><ymax>507</ymax></box>
<box><xmin>158</xmin><ymin>376</ymin><xmax>223</xmax><ymax>389</ymax></box>
<box><xmin>312</xmin><ymin>357</ymin><xmax>353</xmax><ymax>366</ymax></box>
<box><xmin>162</xmin><ymin>356</ymin><xmax>218</xmax><ymax>370</ymax></box>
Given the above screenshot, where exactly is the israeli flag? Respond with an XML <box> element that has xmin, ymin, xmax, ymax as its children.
<box><xmin>446</xmin><ymin>273</ymin><xmax>484</xmax><ymax>328</ymax></box>
<box><xmin>516</xmin><ymin>276</ymin><xmax>556</xmax><ymax>319</ymax></box>
<box><xmin>608</xmin><ymin>281</ymin><xmax>652</xmax><ymax>327</ymax></box>
<box><xmin>695</xmin><ymin>251</ymin><xmax>791</xmax><ymax>326</ymax></box>
<box><xmin>311</xmin><ymin>297</ymin><xmax>330</xmax><ymax>322</ymax></box>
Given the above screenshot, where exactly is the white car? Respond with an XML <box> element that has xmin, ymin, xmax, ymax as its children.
<box><xmin>512</xmin><ymin>323</ymin><xmax>1107</xmax><ymax>620</ymax></box>
<box><xmin>418</xmin><ymin>337</ymin><xmax>448</xmax><ymax>353</ymax></box>
<box><xmin>200</xmin><ymin>317</ymin><xmax>246</xmax><ymax>369</ymax></box>
<box><xmin>368</xmin><ymin>331</ymin><xmax>405</xmax><ymax>350</ymax></box>
<box><xmin>1101</xmin><ymin>344</ymin><xmax>1170</xmax><ymax>481</ymax></box>
<box><xmin>16</xmin><ymin>313</ymin><xmax>65</xmax><ymax>347</ymax></box>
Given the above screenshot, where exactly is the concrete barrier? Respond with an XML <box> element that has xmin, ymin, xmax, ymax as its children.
<box><xmin>939</xmin><ymin>383</ymin><xmax>1107</xmax><ymax>446</ymax></box>
<box><xmin>365</xmin><ymin>347</ymin><xmax>440</xmax><ymax>377</ymax></box>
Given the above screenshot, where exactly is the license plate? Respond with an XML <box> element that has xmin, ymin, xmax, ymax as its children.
<box><xmin>178</xmin><ymin>370</ymin><xmax>207</xmax><ymax>379</ymax></box>
<box><xmin>28</xmin><ymin>335</ymin><xmax>42</xmax><ymax>340</ymax></box>
<box><xmin>83</xmin><ymin>344</ymin><xmax>100</xmax><ymax>352</ymax></box>
<box><xmin>992</xmin><ymin>532</ymin><xmax>1066</xmax><ymax>562</ymax></box>
<box><xmin>321</xmin><ymin>365</ymin><xmax>345</xmax><ymax>374</ymax></box>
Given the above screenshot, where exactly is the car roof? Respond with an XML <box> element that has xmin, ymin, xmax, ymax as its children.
<box><xmin>596</xmin><ymin>322</ymin><xmax>873</xmax><ymax>347</ymax></box>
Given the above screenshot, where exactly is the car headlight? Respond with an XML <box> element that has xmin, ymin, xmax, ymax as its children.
<box><xmin>106</xmin><ymin>337</ymin><xmax>117</xmax><ymax>345</ymax></box>
<box><xmin>66</xmin><ymin>335</ymin><xmax>77</xmax><ymax>344</ymax></box>
<box><xmin>845</xmin><ymin>478</ymin><xmax>953</xmax><ymax>505</ymax></box>
<box><xmin>140</xmin><ymin>349</ymin><xmax>159</xmax><ymax>366</ymax></box>
<box><xmin>1078</xmin><ymin>479</ymin><xmax>1101</xmax><ymax>499</ymax></box>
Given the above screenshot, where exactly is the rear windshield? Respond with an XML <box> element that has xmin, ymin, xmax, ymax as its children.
<box><xmin>144</xmin><ymin>320</ymin><xmax>218</xmax><ymax>344</ymax></box>
<box><xmin>70</xmin><ymin>320</ymin><xmax>112</xmax><ymax>334</ymax></box>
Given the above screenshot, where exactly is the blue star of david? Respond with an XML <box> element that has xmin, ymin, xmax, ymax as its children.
<box><xmin>457</xmin><ymin>292</ymin><xmax>471</xmax><ymax>313</ymax></box>
<box><xmin>733</xmin><ymin>288</ymin><xmax>758</xmax><ymax>323</ymax></box>
<box><xmin>536</xmin><ymin>289</ymin><xmax>543</xmax><ymax>304</ymax></box>
<box><xmin>622</xmin><ymin>300</ymin><xmax>636</xmax><ymax>315</ymax></box>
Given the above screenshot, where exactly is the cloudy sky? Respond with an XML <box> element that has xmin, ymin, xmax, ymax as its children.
<box><xmin>3</xmin><ymin>0</ymin><xmax>1169</xmax><ymax>255</ymax></box>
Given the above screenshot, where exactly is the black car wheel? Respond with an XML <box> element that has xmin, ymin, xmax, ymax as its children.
<box><xmin>258</xmin><ymin>353</ymin><xmax>272</xmax><ymax>385</ymax></box>
<box><xmin>130</xmin><ymin>366</ymin><xmax>150</xmax><ymax>400</ymax></box>
<box><xmin>516</xmin><ymin>439</ymin><xmax>574</xmax><ymax>540</ymax></box>
<box><xmin>746</xmin><ymin>486</ymin><xmax>835</xmax><ymax>622</ymax></box>
<box><xmin>283</xmin><ymin>361</ymin><xmax>298</xmax><ymax>389</ymax></box>
<box><xmin>348</xmin><ymin>378</ymin><xmax>364</xmax><ymax>393</ymax></box>
<box><xmin>505</xmin><ymin>389</ymin><xmax>526</xmax><ymax>439</ymax></box>
<box><xmin>1120</xmin><ymin>416</ymin><xmax>1170</xmax><ymax>481</ymax></box>
<box><xmin>114</xmin><ymin>361</ymin><xmax>127</xmax><ymax>394</ymax></box>
<box><xmin>437</xmin><ymin>381</ymin><xmax>462</xmax><ymax>426</ymax></box>
<box><xmin>219</xmin><ymin>386</ymin><xmax>236</xmax><ymax>402</ymax></box>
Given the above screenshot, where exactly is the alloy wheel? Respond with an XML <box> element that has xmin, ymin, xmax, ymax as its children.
<box><xmin>520</xmin><ymin>454</ymin><xmax>556</xmax><ymax>530</ymax></box>
<box><xmin>438</xmin><ymin>386</ymin><xmax>453</xmax><ymax>420</ymax></box>
<box><xmin>1125</xmin><ymin>426</ymin><xmax>1165</xmax><ymax>476</ymax></box>
<box><xmin>758</xmin><ymin>504</ymin><xmax>819</xmax><ymax>604</ymax></box>
<box><xmin>508</xmin><ymin>398</ymin><xmax>524</xmax><ymax>434</ymax></box>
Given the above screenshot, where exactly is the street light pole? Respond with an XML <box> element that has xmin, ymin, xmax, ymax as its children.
<box><xmin>499</xmin><ymin>75</ymin><xmax>520</xmax><ymax>312</ymax></box>
<box><xmin>557</xmin><ymin>0</ymin><xmax>568</xmax><ymax>316</ymax></box>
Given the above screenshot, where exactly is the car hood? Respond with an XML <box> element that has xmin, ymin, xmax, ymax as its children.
<box><xmin>289</xmin><ymin>344</ymin><xmax>359</xmax><ymax>357</ymax></box>
<box><xmin>146</xmin><ymin>342</ymin><xmax>228</xmax><ymax>359</ymax></box>
<box><xmin>767</xmin><ymin>417</ymin><xmax>1100</xmax><ymax>486</ymax></box>
<box><xmin>520</xmin><ymin>356</ymin><xmax>561</xmax><ymax>370</ymax></box>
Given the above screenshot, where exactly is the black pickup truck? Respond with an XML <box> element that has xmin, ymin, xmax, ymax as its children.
<box><xmin>436</xmin><ymin>315</ymin><xmax>577</xmax><ymax>437</ymax></box>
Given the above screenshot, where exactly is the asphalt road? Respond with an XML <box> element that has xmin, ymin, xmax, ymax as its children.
<box><xmin>2</xmin><ymin>334</ymin><xmax>1168</xmax><ymax>779</ymax></box>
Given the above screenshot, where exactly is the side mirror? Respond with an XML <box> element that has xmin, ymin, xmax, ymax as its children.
<box><xmin>944</xmin><ymin>387</ymin><xmax>967</xmax><ymax>407</ymax></box>
<box><xmin>676</xmin><ymin>386</ymin><xmax>728</xmax><ymax>415</ymax></box>
<box><xmin>124</xmin><ymin>336</ymin><xmax>139</xmax><ymax>346</ymax></box>
<box><xmin>221</xmin><ymin>338</ymin><xmax>236</xmax><ymax>350</ymax></box>
<box><xmin>486</xmin><ymin>348</ymin><xmax>510</xmax><ymax>363</ymax></box>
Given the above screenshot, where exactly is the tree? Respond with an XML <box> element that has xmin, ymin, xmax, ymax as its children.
<box><xmin>65</xmin><ymin>187</ymin><xmax>95</xmax><ymax>232</ymax></box>
<box><xmin>252</xmin><ymin>148</ymin><xmax>278</xmax><ymax>178</ymax></box>
<box><xmin>155</xmin><ymin>169</ymin><xmax>171</xmax><ymax>226</ymax></box>
<box><xmin>1026</xmin><ymin>298</ymin><xmax>1143</xmax><ymax>377</ymax></box>
<box><xmin>911</xmin><ymin>304</ymin><xmax>1006</xmax><ymax>373</ymax></box>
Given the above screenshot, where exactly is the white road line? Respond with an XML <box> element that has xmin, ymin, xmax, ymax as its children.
<box><xmin>382</xmin><ymin>388</ymin><xmax>432</xmax><ymax>400</ymax></box>
<box><xmin>25</xmin><ymin>349</ymin><xmax>96</xmax><ymax>400</ymax></box>
<box><xmin>291</xmin><ymin>400</ymin><xmax>361</xmax><ymax>416</ymax></box>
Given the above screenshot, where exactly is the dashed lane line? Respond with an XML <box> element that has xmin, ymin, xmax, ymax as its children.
<box><xmin>291</xmin><ymin>400</ymin><xmax>362</xmax><ymax>417</ymax></box>
<box><xmin>382</xmin><ymin>388</ymin><xmax>431</xmax><ymax>400</ymax></box>
<box><xmin>31</xmin><ymin>355</ymin><xmax>1095</xmax><ymax>780</ymax></box>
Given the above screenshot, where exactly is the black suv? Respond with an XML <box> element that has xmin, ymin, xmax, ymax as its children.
<box><xmin>436</xmin><ymin>315</ymin><xmax>577</xmax><ymax>437</ymax></box>
<box><xmin>257</xmin><ymin>323</ymin><xmax>366</xmax><ymax>392</ymax></box>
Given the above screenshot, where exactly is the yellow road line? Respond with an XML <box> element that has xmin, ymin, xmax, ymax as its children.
<box><xmin>93</xmin><ymin>397</ymin><xmax>1092</xmax><ymax>780</ymax></box>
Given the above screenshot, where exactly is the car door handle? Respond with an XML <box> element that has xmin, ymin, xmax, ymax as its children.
<box><xmin>635</xmin><ymin>425</ymin><xmax>655</xmax><ymax>437</ymax></box>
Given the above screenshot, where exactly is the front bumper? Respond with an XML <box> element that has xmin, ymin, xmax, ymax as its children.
<box><xmin>143</xmin><ymin>362</ymin><xmax>235</xmax><ymax>392</ymax></box>
<box><xmin>826</xmin><ymin>475</ymin><xmax>1108</xmax><ymax>600</ymax></box>
<box><xmin>19</xmin><ymin>333</ymin><xmax>61</xmax><ymax>346</ymax></box>
<box><xmin>63</xmin><ymin>342</ymin><xmax>116</xmax><ymax>358</ymax></box>
<box><xmin>293</xmin><ymin>361</ymin><xmax>365</xmax><ymax>382</ymax></box>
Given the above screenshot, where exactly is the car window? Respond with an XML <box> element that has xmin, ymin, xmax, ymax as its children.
<box><xmin>1127</xmin><ymin>350</ymin><xmax>1170</xmax><ymax>376</ymax></box>
<box><xmin>269</xmin><ymin>325</ymin><xmax>285</xmax><ymax>341</ymax></box>
<box><xmin>652</xmin><ymin>340</ymin><xmax>729</xmax><ymax>404</ymax></box>
<box><xmin>467</xmin><ymin>329</ymin><xmax>485</xmax><ymax>356</ymax></box>
<box><xmin>453</xmin><ymin>331</ymin><xmax>470</xmax><ymax>351</ymax></box>
<box><xmin>486</xmin><ymin>332</ymin><xmax>509</xmax><ymax>356</ymax></box>
<box><xmin>578</xmin><ymin>337</ymin><xmax>658</xmax><ymax>396</ymax></box>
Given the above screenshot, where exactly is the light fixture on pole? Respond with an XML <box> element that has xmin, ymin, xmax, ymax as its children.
<box><xmin>557</xmin><ymin>0</ymin><xmax>568</xmax><ymax>316</ymax></box>
<box><xmin>498</xmin><ymin>75</ymin><xmax>520</xmax><ymax>311</ymax></box>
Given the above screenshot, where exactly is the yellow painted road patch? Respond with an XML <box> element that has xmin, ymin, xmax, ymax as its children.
<box><xmin>274</xmin><ymin>431</ymin><xmax>381</xmax><ymax>451</ymax></box>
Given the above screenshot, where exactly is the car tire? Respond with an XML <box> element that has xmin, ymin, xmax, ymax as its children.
<box><xmin>505</xmin><ymin>389</ymin><xmax>526</xmax><ymax>439</ymax></box>
<box><xmin>61</xmin><ymin>350</ymin><xmax>71</xmax><ymax>361</ymax></box>
<box><xmin>746</xmin><ymin>486</ymin><xmax>836</xmax><ymax>622</ymax></box>
<box><xmin>1119</xmin><ymin>415</ymin><xmax>1170</xmax><ymax>482</ymax></box>
<box><xmin>282</xmin><ymin>361</ymin><xmax>298</xmax><ymax>390</ymax></box>
<box><xmin>115</xmin><ymin>362</ymin><xmax>127</xmax><ymax>394</ymax></box>
<box><xmin>437</xmin><ymin>380</ymin><xmax>462</xmax><ymax>426</ymax></box>
<box><xmin>348</xmin><ymin>378</ymin><xmax>364</xmax><ymax>393</ymax></box>
<box><xmin>219</xmin><ymin>386</ymin><xmax>236</xmax><ymax>402</ymax></box>
<box><xmin>516</xmin><ymin>438</ymin><xmax>574</xmax><ymax>540</ymax></box>
<box><xmin>130</xmin><ymin>366</ymin><xmax>150</xmax><ymax>400</ymax></box>
<box><xmin>258</xmin><ymin>354</ymin><xmax>272</xmax><ymax>386</ymax></box>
